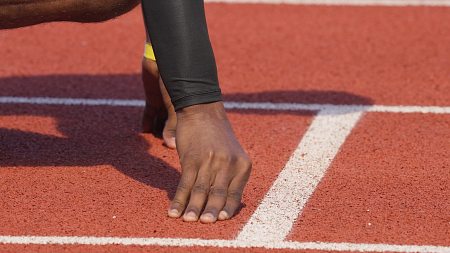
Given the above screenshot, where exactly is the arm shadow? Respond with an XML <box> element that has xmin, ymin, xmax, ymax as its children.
<box><xmin>0</xmin><ymin>74</ymin><xmax>374</xmax><ymax>204</ymax></box>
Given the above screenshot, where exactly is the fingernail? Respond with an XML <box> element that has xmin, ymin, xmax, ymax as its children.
<box><xmin>219</xmin><ymin>211</ymin><xmax>229</xmax><ymax>220</ymax></box>
<box><xmin>202</xmin><ymin>213</ymin><xmax>215</xmax><ymax>221</ymax></box>
<box><xmin>186</xmin><ymin>211</ymin><xmax>197</xmax><ymax>218</ymax></box>
<box><xmin>168</xmin><ymin>209</ymin><xmax>179</xmax><ymax>217</ymax></box>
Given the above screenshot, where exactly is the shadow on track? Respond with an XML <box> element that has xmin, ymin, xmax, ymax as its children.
<box><xmin>0</xmin><ymin>74</ymin><xmax>374</xmax><ymax>202</ymax></box>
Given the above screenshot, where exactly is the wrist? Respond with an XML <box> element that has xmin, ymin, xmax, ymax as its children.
<box><xmin>176</xmin><ymin>101</ymin><xmax>228</xmax><ymax>122</ymax></box>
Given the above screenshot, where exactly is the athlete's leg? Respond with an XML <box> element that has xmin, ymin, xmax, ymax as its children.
<box><xmin>0</xmin><ymin>0</ymin><xmax>139</xmax><ymax>29</ymax></box>
<box><xmin>141</xmin><ymin>40</ymin><xmax>177</xmax><ymax>149</ymax></box>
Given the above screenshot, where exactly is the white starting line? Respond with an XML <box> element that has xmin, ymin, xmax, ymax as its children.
<box><xmin>1</xmin><ymin>235</ymin><xmax>450</xmax><ymax>252</ymax></box>
<box><xmin>1</xmin><ymin>96</ymin><xmax>450</xmax><ymax>114</ymax></box>
<box><xmin>1</xmin><ymin>96</ymin><xmax>449</xmax><ymax>252</ymax></box>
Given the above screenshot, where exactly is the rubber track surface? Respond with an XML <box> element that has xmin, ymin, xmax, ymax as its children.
<box><xmin>0</xmin><ymin>3</ymin><xmax>449</xmax><ymax>252</ymax></box>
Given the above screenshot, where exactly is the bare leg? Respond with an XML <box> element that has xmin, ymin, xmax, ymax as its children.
<box><xmin>0</xmin><ymin>0</ymin><xmax>139</xmax><ymax>29</ymax></box>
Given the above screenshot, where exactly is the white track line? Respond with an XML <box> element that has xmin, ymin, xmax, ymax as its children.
<box><xmin>1</xmin><ymin>97</ymin><xmax>450</xmax><ymax>114</ymax></box>
<box><xmin>204</xmin><ymin>0</ymin><xmax>450</xmax><ymax>6</ymax></box>
<box><xmin>0</xmin><ymin>96</ymin><xmax>145</xmax><ymax>107</ymax></box>
<box><xmin>1</xmin><ymin>236</ymin><xmax>450</xmax><ymax>252</ymax></box>
<box><xmin>237</xmin><ymin>106</ymin><xmax>366</xmax><ymax>242</ymax></box>
<box><xmin>225</xmin><ymin>102</ymin><xmax>450</xmax><ymax>114</ymax></box>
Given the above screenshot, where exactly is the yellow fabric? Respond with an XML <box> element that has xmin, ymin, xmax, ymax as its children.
<box><xmin>144</xmin><ymin>42</ymin><xmax>156</xmax><ymax>61</ymax></box>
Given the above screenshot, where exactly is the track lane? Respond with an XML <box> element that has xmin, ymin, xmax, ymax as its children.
<box><xmin>2</xmin><ymin>5</ymin><xmax>450</xmax><ymax>107</ymax></box>
<box><xmin>288</xmin><ymin>112</ymin><xmax>450</xmax><ymax>246</ymax></box>
<box><xmin>0</xmin><ymin>103</ymin><xmax>313</xmax><ymax>240</ymax></box>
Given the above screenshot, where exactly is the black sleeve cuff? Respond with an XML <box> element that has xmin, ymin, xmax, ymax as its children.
<box><xmin>171</xmin><ymin>90</ymin><xmax>223</xmax><ymax>111</ymax></box>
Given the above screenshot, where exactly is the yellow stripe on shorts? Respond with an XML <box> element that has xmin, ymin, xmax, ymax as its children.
<box><xmin>144</xmin><ymin>42</ymin><xmax>156</xmax><ymax>61</ymax></box>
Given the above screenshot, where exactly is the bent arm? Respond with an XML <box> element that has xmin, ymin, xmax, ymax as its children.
<box><xmin>141</xmin><ymin>0</ymin><xmax>222</xmax><ymax>111</ymax></box>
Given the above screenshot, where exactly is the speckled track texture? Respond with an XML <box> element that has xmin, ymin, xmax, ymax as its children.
<box><xmin>0</xmin><ymin>1</ymin><xmax>449</xmax><ymax>252</ymax></box>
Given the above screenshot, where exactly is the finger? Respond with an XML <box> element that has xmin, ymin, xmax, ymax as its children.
<box><xmin>182</xmin><ymin>175</ymin><xmax>211</xmax><ymax>222</ymax></box>
<box><xmin>159</xmin><ymin>78</ymin><xmax>177</xmax><ymax>149</ymax></box>
<box><xmin>199</xmin><ymin>180</ymin><xmax>229</xmax><ymax>223</ymax></box>
<box><xmin>218</xmin><ymin>171</ymin><xmax>251</xmax><ymax>221</ymax></box>
<box><xmin>168</xmin><ymin>167</ymin><xmax>197</xmax><ymax>218</ymax></box>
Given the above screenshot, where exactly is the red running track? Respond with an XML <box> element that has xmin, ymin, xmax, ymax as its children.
<box><xmin>0</xmin><ymin>2</ymin><xmax>450</xmax><ymax>252</ymax></box>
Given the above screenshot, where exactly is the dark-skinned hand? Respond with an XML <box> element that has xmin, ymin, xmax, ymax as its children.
<box><xmin>168</xmin><ymin>102</ymin><xmax>252</xmax><ymax>223</ymax></box>
<box><xmin>141</xmin><ymin>54</ymin><xmax>251</xmax><ymax>223</ymax></box>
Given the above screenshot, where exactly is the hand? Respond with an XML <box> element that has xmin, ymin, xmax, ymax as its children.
<box><xmin>167</xmin><ymin>102</ymin><xmax>252</xmax><ymax>223</ymax></box>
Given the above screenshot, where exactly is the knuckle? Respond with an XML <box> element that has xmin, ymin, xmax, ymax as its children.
<box><xmin>238</xmin><ymin>156</ymin><xmax>252</xmax><ymax>170</ymax></box>
<box><xmin>180</xmin><ymin>152</ymin><xmax>201</xmax><ymax>166</ymax></box>
<box><xmin>209</xmin><ymin>187</ymin><xmax>228</xmax><ymax>198</ymax></box>
<box><xmin>186</xmin><ymin>206</ymin><xmax>201</xmax><ymax>214</ymax></box>
<box><xmin>181</xmin><ymin>163</ymin><xmax>196</xmax><ymax>173</ymax></box>
<box><xmin>176</xmin><ymin>180</ymin><xmax>191</xmax><ymax>193</ymax></box>
<box><xmin>180</xmin><ymin>159</ymin><xmax>197</xmax><ymax>171</ymax></box>
<box><xmin>221</xmin><ymin>153</ymin><xmax>235</xmax><ymax>163</ymax></box>
<box><xmin>228</xmin><ymin>189</ymin><xmax>243</xmax><ymax>203</ymax></box>
<box><xmin>171</xmin><ymin>198</ymin><xmax>185</xmax><ymax>208</ymax></box>
<box><xmin>207</xmin><ymin>150</ymin><xmax>216</xmax><ymax>160</ymax></box>
<box><xmin>192</xmin><ymin>183</ymin><xmax>209</xmax><ymax>195</ymax></box>
<box><xmin>213</xmin><ymin>152</ymin><xmax>238</xmax><ymax>167</ymax></box>
<box><xmin>204</xmin><ymin>206</ymin><xmax>220</xmax><ymax>215</ymax></box>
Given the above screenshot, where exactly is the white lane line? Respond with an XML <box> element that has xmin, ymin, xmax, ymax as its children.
<box><xmin>1</xmin><ymin>97</ymin><xmax>449</xmax><ymax>114</ymax></box>
<box><xmin>236</xmin><ymin>106</ymin><xmax>367</xmax><ymax>242</ymax></box>
<box><xmin>1</xmin><ymin>236</ymin><xmax>450</xmax><ymax>252</ymax></box>
<box><xmin>225</xmin><ymin>102</ymin><xmax>450</xmax><ymax>114</ymax></box>
<box><xmin>204</xmin><ymin>0</ymin><xmax>450</xmax><ymax>6</ymax></box>
<box><xmin>369</xmin><ymin>105</ymin><xmax>450</xmax><ymax>114</ymax></box>
<box><xmin>0</xmin><ymin>96</ymin><xmax>145</xmax><ymax>107</ymax></box>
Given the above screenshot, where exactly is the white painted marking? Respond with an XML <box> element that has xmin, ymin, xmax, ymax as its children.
<box><xmin>237</xmin><ymin>106</ymin><xmax>367</xmax><ymax>242</ymax></box>
<box><xmin>204</xmin><ymin>0</ymin><xmax>450</xmax><ymax>7</ymax></box>
<box><xmin>1</xmin><ymin>97</ymin><xmax>450</xmax><ymax>114</ymax></box>
<box><xmin>225</xmin><ymin>102</ymin><xmax>450</xmax><ymax>114</ymax></box>
<box><xmin>225</xmin><ymin>101</ymin><xmax>329</xmax><ymax>111</ymax></box>
<box><xmin>0</xmin><ymin>96</ymin><xmax>145</xmax><ymax>107</ymax></box>
<box><xmin>369</xmin><ymin>105</ymin><xmax>450</xmax><ymax>114</ymax></box>
<box><xmin>1</xmin><ymin>236</ymin><xmax>450</xmax><ymax>252</ymax></box>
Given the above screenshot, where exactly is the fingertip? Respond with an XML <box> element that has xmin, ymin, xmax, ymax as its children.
<box><xmin>200</xmin><ymin>213</ymin><xmax>217</xmax><ymax>223</ymax></box>
<box><xmin>164</xmin><ymin>136</ymin><xmax>176</xmax><ymax>149</ymax></box>
<box><xmin>167</xmin><ymin>208</ymin><xmax>180</xmax><ymax>218</ymax></box>
<box><xmin>218</xmin><ymin>211</ymin><xmax>229</xmax><ymax>221</ymax></box>
<box><xmin>162</xmin><ymin>119</ymin><xmax>176</xmax><ymax>149</ymax></box>
<box><xmin>183</xmin><ymin>211</ymin><xmax>198</xmax><ymax>222</ymax></box>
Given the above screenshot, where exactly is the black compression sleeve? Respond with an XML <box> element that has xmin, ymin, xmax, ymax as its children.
<box><xmin>141</xmin><ymin>0</ymin><xmax>222</xmax><ymax>111</ymax></box>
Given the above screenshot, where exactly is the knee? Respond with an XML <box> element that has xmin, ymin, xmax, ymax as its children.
<box><xmin>0</xmin><ymin>0</ymin><xmax>140</xmax><ymax>29</ymax></box>
<box><xmin>76</xmin><ymin>0</ymin><xmax>141</xmax><ymax>23</ymax></box>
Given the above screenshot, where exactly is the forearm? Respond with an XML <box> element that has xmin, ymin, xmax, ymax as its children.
<box><xmin>141</xmin><ymin>0</ymin><xmax>222</xmax><ymax>111</ymax></box>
